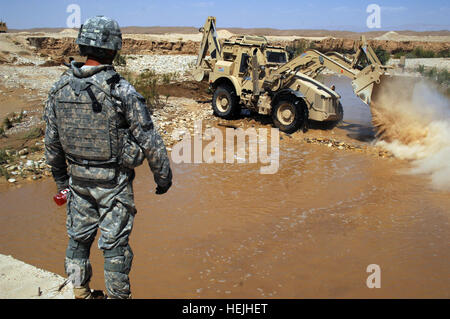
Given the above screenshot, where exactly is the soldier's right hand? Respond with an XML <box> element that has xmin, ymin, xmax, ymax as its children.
<box><xmin>155</xmin><ymin>181</ymin><xmax>172</xmax><ymax>195</ymax></box>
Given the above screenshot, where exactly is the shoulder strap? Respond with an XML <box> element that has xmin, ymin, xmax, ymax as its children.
<box><xmin>106</xmin><ymin>73</ymin><xmax>121</xmax><ymax>88</ymax></box>
<box><xmin>85</xmin><ymin>86</ymin><xmax>102</xmax><ymax>113</ymax></box>
<box><xmin>87</xmin><ymin>68</ymin><xmax>120</xmax><ymax>97</ymax></box>
<box><xmin>85</xmin><ymin>68</ymin><xmax>125</xmax><ymax>114</ymax></box>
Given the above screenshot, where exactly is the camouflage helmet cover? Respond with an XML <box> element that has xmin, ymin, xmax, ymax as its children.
<box><xmin>76</xmin><ymin>16</ymin><xmax>122</xmax><ymax>51</ymax></box>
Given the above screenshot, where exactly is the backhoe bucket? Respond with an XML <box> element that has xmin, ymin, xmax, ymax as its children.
<box><xmin>351</xmin><ymin>64</ymin><xmax>387</xmax><ymax>105</ymax></box>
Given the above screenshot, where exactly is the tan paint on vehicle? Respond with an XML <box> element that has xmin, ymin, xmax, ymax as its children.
<box><xmin>0</xmin><ymin>22</ymin><xmax>7</xmax><ymax>33</ymax></box>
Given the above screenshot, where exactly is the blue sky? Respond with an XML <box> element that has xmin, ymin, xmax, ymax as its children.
<box><xmin>1</xmin><ymin>0</ymin><xmax>449</xmax><ymax>31</ymax></box>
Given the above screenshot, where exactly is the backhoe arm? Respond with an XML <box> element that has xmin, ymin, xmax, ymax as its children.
<box><xmin>193</xmin><ymin>16</ymin><xmax>222</xmax><ymax>81</ymax></box>
<box><xmin>266</xmin><ymin>36</ymin><xmax>389</xmax><ymax>105</ymax></box>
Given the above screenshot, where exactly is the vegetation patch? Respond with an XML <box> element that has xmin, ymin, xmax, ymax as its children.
<box><xmin>22</xmin><ymin>127</ymin><xmax>44</xmax><ymax>140</ymax></box>
<box><xmin>0</xmin><ymin>149</ymin><xmax>13</xmax><ymax>165</ymax></box>
<box><xmin>393</xmin><ymin>47</ymin><xmax>450</xmax><ymax>59</ymax></box>
<box><xmin>287</xmin><ymin>39</ymin><xmax>316</xmax><ymax>59</ymax></box>
<box><xmin>3</xmin><ymin>111</ymin><xmax>26</xmax><ymax>129</ymax></box>
<box><xmin>415</xmin><ymin>64</ymin><xmax>450</xmax><ymax>96</ymax></box>
<box><xmin>0</xmin><ymin>166</ymin><xmax>10</xmax><ymax>180</ymax></box>
<box><xmin>373</xmin><ymin>47</ymin><xmax>390</xmax><ymax>65</ymax></box>
<box><xmin>123</xmin><ymin>70</ymin><xmax>181</xmax><ymax>110</ymax></box>
<box><xmin>124</xmin><ymin>70</ymin><xmax>161</xmax><ymax>110</ymax></box>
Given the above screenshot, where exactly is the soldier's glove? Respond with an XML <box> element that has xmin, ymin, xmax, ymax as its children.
<box><xmin>155</xmin><ymin>181</ymin><xmax>172</xmax><ymax>195</ymax></box>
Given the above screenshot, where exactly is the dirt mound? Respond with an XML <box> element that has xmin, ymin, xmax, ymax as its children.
<box><xmin>375</xmin><ymin>31</ymin><xmax>400</xmax><ymax>41</ymax></box>
<box><xmin>374</xmin><ymin>31</ymin><xmax>450</xmax><ymax>43</ymax></box>
<box><xmin>58</xmin><ymin>28</ymin><xmax>78</xmax><ymax>35</ymax></box>
<box><xmin>158</xmin><ymin>81</ymin><xmax>210</xmax><ymax>100</ymax></box>
<box><xmin>217</xmin><ymin>30</ymin><xmax>234</xmax><ymax>39</ymax></box>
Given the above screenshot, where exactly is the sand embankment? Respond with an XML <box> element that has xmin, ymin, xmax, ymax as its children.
<box><xmin>20</xmin><ymin>34</ymin><xmax>449</xmax><ymax>63</ymax></box>
<box><xmin>0</xmin><ymin>254</ymin><xmax>73</xmax><ymax>299</ymax></box>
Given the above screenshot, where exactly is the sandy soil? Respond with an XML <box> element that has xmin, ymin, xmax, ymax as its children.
<box><xmin>0</xmin><ymin>254</ymin><xmax>73</xmax><ymax>299</ymax></box>
<box><xmin>374</xmin><ymin>31</ymin><xmax>450</xmax><ymax>42</ymax></box>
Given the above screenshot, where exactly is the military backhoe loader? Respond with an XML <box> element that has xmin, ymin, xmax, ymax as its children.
<box><xmin>193</xmin><ymin>16</ymin><xmax>391</xmax><ymax>133</ymax></box>
<box><xmin>0</xmin><ymin>21</ymin><xmax>7</xmax><ymax>33</ymax></box>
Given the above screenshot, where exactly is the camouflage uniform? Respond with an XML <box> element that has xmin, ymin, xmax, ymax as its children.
<box><xmin>44</xmin><ymin>16</ymin><xmax>172</xmax><ymax>299</ymax></box>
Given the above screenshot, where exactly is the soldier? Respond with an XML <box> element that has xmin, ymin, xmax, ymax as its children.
<box><xmin>44</xmin><ymin>16</ymin><xmax>172</xmax><ymax>299</ymax></box>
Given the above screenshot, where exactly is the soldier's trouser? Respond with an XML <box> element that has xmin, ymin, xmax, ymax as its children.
<box><xmin>65</xmin><ymin>169</ymin><xmax>136</xmax><ymax>299</ymax></box>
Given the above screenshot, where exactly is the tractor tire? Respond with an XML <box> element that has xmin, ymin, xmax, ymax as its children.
<box><xmin>212</xmin><ymin>85</ymin><xmax>240</xmax><ymax>119</ymax></box>
<box><xmin>272</xmin><ymin>98</ymin><xmax>306</xmax><ymax>134</ymax></box>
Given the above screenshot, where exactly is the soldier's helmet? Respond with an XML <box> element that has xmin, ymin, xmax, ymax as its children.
<box><xmin>76</xmin><ymin>16</ymin><xmax>122</xmax><ymax>52</ymax></box>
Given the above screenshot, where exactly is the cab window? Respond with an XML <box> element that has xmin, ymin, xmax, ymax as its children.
<box><xmin>239</xmin><ymin>53</ymin><xmax>250</xmax><ymax>73</ymax></box>
<box><xmin>266</xmin><ymin>51</ymin><xmax>287</xmax><ymax>63</ymax></box>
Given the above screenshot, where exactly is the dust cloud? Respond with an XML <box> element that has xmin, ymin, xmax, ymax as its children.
<box><xmin>371</xmin><ymin>76</ymin><xmax>450</xmax><ymax>191</ymax></box>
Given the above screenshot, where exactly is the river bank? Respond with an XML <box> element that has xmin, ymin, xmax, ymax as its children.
<box><xmin>0</xmin><ymin>254</ymin><xmax>73</xmax><ymax>299</ymax></box>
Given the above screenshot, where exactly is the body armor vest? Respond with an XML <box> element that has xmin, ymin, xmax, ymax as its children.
<box><xmin>51</xmin><ymin>65</ymin><xmax>145</xmax><ymax>183</ymax></box>
<box><xmin>52</xmin><ymin>67</ymin><xmax>124</xmax><ymax>167</ymax></box>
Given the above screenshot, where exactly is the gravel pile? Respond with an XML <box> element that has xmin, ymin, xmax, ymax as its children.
<box><xmin>0</xmin><ymin>65</ymin><xmax>65</xmax><ymax>98</ymax></box>
<box><xmin>304</xmin><ymin>137</ymin><xmax>393</xmax><ymax>158</ymax></box>
<box><xmin>0</xmin><ymin>55</ymin><xmax>198</xmax><ymax>97</ymax></box>
<box><xmin>2</xmin><ymin>142</ymin><xmax>52</xmax><ymax>184</ymax></box>
<box><xmin>123</xmin><ymin>54</ymin><xmax>197</xmax><ymax>76</ymax></box>
<box><xmin>7</xmin><ymin>52</ymin><xmax>48</xmax><ymax>66</ymax></box>
<box><xmin>152</xmin><ymin>97</ymin><xmax>215</xmax><ymax>147</ymax></box>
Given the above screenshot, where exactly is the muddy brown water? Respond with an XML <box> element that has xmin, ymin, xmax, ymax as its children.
<box><xmin>0</xmin><ymin>76</ymin><xmax>449</xmax><ymax>298</ymax></box>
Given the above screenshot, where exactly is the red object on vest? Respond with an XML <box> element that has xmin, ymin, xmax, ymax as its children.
<box><xmin>53</xmin><ymin>188</ymin><xmax>70</xmax><ymax>206</ymax></box>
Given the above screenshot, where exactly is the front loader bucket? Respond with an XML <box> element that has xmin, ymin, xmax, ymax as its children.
<box><xmin>351</xmin><ymin>64</ymin><xmax>387</xmax><ymax>105</ymax></box>
<box><xmin>352</xmin><ymin>81</ymin><xmax>375</xmax><ymax>105</ymax></box>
